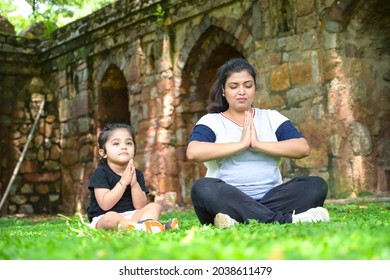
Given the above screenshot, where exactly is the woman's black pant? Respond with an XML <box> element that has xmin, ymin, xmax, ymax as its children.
<box><xmin>190</xmin><ymin>176</ymin><xmax>328</xmax><ymax>225</ymax></box>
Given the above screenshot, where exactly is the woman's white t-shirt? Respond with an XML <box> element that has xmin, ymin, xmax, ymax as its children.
<box><xmin>189</xmin><ymin>108</ymin><xmax>302</xmax><ymax>200</ymax></box>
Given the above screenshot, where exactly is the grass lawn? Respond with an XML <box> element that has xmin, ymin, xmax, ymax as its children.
<box><xmin>0</xmin><ymin>202</ymin><xmax>389</xmax><ymax>260</ymax></box>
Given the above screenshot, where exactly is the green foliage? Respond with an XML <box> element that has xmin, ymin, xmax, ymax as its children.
<box><xmin>0</xmin><ymin>0</ymin><xmax>15</xmax><ymax>15</ymax></box>
<box><xmin>1</xmin><ymin>0</ymin><xmax>116</xmax><ymax>35</ymax></box>
<box><xmin>0</xmin><ymin>0</ymin><xmax>28</xmax><ymax>32</ymax></box>
<box><xmin>0</xmin><ymin>203</ymin><xmax>389</xmax><ymax>260</ymax></box>
<box><xmin>153</xmin><ymin>3</ymin><xmax>165</xmax><ymax>27</ymax></box>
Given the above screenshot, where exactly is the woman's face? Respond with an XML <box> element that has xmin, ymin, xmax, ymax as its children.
<box><xmin>224</xmin><ymin>70</ymin><xmax>256</xmax><ymax>112</ymax></box>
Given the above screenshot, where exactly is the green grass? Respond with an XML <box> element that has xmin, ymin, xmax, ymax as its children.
<box><xmin>0</xmin><ymin>203</ymin><xmax>389</xmax><ymax>260</ymax></box>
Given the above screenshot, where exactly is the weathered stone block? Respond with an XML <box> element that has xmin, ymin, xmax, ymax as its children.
<box><xmin>270</xmin><ymin>63</ymin><xmax>290</xmax><ymax>91</ymax></box>
<box><xmin>291</xmin><ymin>63</ymin><xmax>312</xmax><ymax>85</ymax></box>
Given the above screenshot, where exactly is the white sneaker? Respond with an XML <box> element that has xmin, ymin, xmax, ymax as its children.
<box><xmin>214</xmin><ymin>213</ymin><xmax>239</xmax><ymax>228</ymax></box>
<box><xmin>132</xmin><ymin>220</ymin><xmax>165</xmax><ymax>233</ymax></box>
<box><xmin>292</xmin><ymin>207</ymin><xmax>330</xmax><ymax>223</ymax></box>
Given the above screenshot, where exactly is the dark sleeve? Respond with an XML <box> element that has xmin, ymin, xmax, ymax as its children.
<box><xmin>275</xmin><ymin>120</ymin><xmax>304</xmax><ymax>141</ymax></box>
<box><xmin>88</xmin><ymin>166</ymin><xmax>110</xmax><ymax>190</ymax></box>
<box><xmin>136</xmin><ymin>169</ymin><xmax>149</xmax><ymax>194</ymax></box>
<box><xmin>188</xmin><ymin>124</ymin><xmax>216</xmax><ymax>143</ymax></box>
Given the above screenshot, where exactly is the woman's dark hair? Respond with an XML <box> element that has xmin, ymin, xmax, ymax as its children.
<box><xmin>97</xmin><ymin>123</ymin><xmax>136</xmax><ymax>162</ymax></box>
<box><xmin>207</xmin><ymin>57</ymin><xmax>257</xmax><ymax>113</ymax></box>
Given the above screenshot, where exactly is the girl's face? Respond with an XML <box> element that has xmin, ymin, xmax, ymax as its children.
<box><xmin>99</xmin><ymin>128</ymin><xmax>135</xmax><ymax>166</ymax></box>
<box><xmin>224</xmin><ymin>70</ymin><xmax>256</xmax><ymax>112</ymax></box>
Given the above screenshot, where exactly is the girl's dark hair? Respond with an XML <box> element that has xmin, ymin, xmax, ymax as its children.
<box><xmin>207</xmin><ymin>57</ymin><xmax>257</xmax><ymax>113</ymax></box>
<box><xmin>97</xmin><ymin>123</ymin><xmax>136</xmax><ymax>162</ymax></box>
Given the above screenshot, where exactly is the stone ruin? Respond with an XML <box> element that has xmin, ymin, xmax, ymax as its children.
<box><xmin>0</xmin><ymin>0</ymin><xmax>389</xmax><ymax>215</ymax></box>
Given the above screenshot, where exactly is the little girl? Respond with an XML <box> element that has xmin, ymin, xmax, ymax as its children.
<box><xmin>87</xmin><ymin>123</ymin><xmax>179</xmax><ymax>233</ymax></box>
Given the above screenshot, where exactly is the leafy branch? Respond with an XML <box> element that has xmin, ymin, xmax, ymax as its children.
<box><xmin>153</xmin><ymin>3</ymin><xmax>166</xmax><ymax>28</ymax></box>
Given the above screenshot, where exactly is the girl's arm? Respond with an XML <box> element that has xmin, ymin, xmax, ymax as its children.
<box><xmin>126</xmin><ymin>159</ymin><xmax>147</xmax><ymax>209</ymax></box>
<box><xmin>94</xmin><ymin>181</ymin><xmax>128</xmax><ymax>211</ymax></box>
<box><xmin>94</xmin><ymin>177</ymin><xmax>147</xmax><ymax>211</ymax></box>
<box><xmin>129</xmin><ymin>182</ymin><xmax>147</xmax><ymax>209</ymax></box>
<box><xmin>94</xmin><ymin>160</ymin><xmax>147</xmax><ymax>211</ymax></box>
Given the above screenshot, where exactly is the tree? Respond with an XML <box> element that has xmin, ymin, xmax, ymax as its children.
<box><xmin>1</xmin><ymin>0</ymin><xmax>116</xmax><ymax>35</ymax></box>
<box><xmin>0</xmin><ymin>0</ymin><xmax>16</xmax><ymax>13</ymax></box>
<box><xmin>0</xmin><ymin>0</ymin><xmax>30</xmax><ymax>34</ymax></box>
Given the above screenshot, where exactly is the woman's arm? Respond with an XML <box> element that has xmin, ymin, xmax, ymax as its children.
<box><xmin>186</xmin><ymin>140</ymin><xmax>248</xmax><ymax>162</ymax></box>
<box><xmin>250</xmin><ymin>137</ymin><xmax>310</xmax><ymax>159</ymax></box>
<box><xmin>187</xmin><ymin>110</ymin><xmax>310</xmax><ymax>162</ymax></box>
<box><xmin>249</xmin><ymin>113</ymin><xmax>310</xmax><ymax>159</ymax></box>
<box><xmin>186</xmin><ymin>116</ymin><xmax>253</xmax><ymax>162</ymax></box>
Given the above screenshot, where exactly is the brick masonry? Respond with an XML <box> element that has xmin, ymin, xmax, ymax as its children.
<box><xmin>0</xmin><ymin>0</ymin><xmax>389</xmax><ymax>215</ymax></box>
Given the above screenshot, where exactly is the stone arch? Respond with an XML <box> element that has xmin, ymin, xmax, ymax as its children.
<box><xmin>173</xmin><ymin>14</ymin><xmax>255</xmax><ymax>197</ymax></box>
<box><xmin>321</xmin><ymin>0</ymin><xmax>365</xmax><ymax>31</ymax></box>
<box><xmin>175</xmin><ymin>14</ymin><xmax>254</xmax><ymax>118</ymax></box>
<box><xmin>325</xmin><ymin>0</ymin><xmax>390</xmax><ymax>196</ymax></box>
<box><xmin>176</xmin><ymin>15</ymin><xmax>253</xmax><ymax>74</ymax></box>
<box><xmin>96</xmin><ymin>64</ymin><xmax>130</xmax><ymax>132</ymax></box>
<box><xmin>182</xmin><ymin>26</ymin><xmax>245</xmax><ymax>112</ymax></box>
<box><xmin>176</xmin><ymin>23</ymin><xmax>247</xmax><ymax>200</ymax></box>
<box><xmin>347</xmin><ymin>0</ymin><xmax>390</xmax><ymax>195</ymax></box>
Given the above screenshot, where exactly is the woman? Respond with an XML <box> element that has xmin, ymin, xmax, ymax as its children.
<box><xmin>186</xmin><ymin>58</ymin><xmax>329</xmax><ymax>228</ymax></box>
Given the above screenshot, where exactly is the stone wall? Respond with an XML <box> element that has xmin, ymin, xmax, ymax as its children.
<box><xmin>0</xmin><ymin>0</ymin><xmax>389</xmax><ymax>215</ymax></box>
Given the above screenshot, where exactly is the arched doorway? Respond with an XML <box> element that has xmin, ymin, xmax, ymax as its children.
<box><xmin>196</xmin><ymin>44</ymin><xmax>244</xmax><ymax>105</ymax></box>
<box><xmin>97</xmin><ymin>64</ymin><xmax>130</xmax><ymax>132</ymax></box>
<box><xmin>180</xmin><ymin>26</ymin><xmax>244</xmax><ymax>202</ymax></box>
